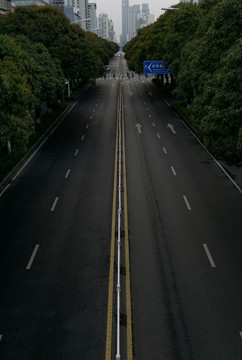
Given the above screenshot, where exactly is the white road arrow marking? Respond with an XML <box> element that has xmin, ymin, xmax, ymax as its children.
<box><xmin>167</xmin><ymin>123</ymin><xmax>176</xmax><ymax>134</ymax></box>
<box><xmin>135</xmin><ymin>123</ymin><xmax>143</xmax><ymax>134</ymax></box>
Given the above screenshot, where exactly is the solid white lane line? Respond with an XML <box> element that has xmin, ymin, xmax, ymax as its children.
<box><xmin>74</xmin><ymin>149</ymin><xmax>79</xmax><ymax>156</ymax></box>
<box><xmin>65</xmin><ymin>169</ymin><xmax>71</xmax><ymax>178</ymax></box>
<box><xmin>203</xmin><ymin>244</ymin><xmax>216</xmax><ymax>268</ymax></box>
<box><xmin>12</xmin><ymin>138</ymin><xmax>48</xmax><ymax>181</ymax></box>
<box><xmin>0</xmin><ymin>184</ymin><xmax>10</xmax><ymax>198</ymax></box>
<box><xmin>152</xmin><ymin>123</ymin><xmax>156</xmax><ymax>127</ymax></box>
<box><xmin>183</xmin><ymin>195</ymin><xmax>191</xmax><ymax>210</ymax></box>
<box><xmin>86</xmin><ymin>124</ymin><xmax>89</xmax><ymax>129</ymax></box>
<box><xmin>157</xmin><ymin>133</ymin><xmax>160</xmax><ymax>139</ymax></box>
<box><xmin>26</xmin><ymin>244</ymin><xmax>40</xmax><ymax>270</ymax></box>
<box><xmin>163</xmin><ymin>147</ymin><xmax>167</xmax><ymax>154</ymax></box>
<box><xmin>51</xmin><ymin>197</ymin><xmax>59</xmax><ymax>212</ymax></box>
<box><xmin>171</xmin><ymin>166</ymin><xmax>177</xmax><ymax>176</ymax></box>
<box><xmin>90</xmin><ymin>116</ymin><xmax>92</xmax><ymax>120</ymax></box>
<box><xmin>81</xmin><ymin>135</ymin><xmax>85</xmax><ymax>141</ymax></box>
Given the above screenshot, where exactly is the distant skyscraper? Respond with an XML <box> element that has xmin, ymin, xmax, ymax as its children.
<box><xmin>87</xmin><ymin>3</ymin><xmax>97</xmax><ymax>33</ymax></box>
<box><xmin>98</xmin><ymin>13</ymin><xmax>109</xmax><ymax>40</ymax></box>
<box><xmin>121</xmin><ymin>0</ymin><xmax>129</xmax><ymax>45</ymax></box>
<box><xmin>0</xmin><ymin>0</ymin><xmax>12</xmax><ymax>13</ymax></box>
<box><xmin>128</xmin><ymin>4</ymin><xmax>140</xmax><ymax>41</ymax></box>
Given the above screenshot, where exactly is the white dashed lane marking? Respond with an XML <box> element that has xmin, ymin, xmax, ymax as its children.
<box><xmin>65</xmin><ymin>169</ymin><xmax>71</xmax><ymax>178</ymax></box>
<box><xmin>183</xmin><ymin>195</ymin><xmax>191</xmax><ymax>210</ymax></box>
<box><xmin>203</xmin><ymin>244</ymin><xmax>216</xmax><ymax>268</ymax></box>
<box><xmin>171</xmin><ymin>167</ymin><xmax>177</xmax><ymax>176</ymax></box>
<box><xmin>51</xmin><ymin>197</ymin><xmax>59</xmax><ymax>211</ymax></box>
<box><xmin>26</xmin><ymin>244</ymin><xmax>40</xmax><ymax>270</ymax></box>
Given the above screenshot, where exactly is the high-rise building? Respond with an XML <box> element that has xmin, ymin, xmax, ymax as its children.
<box><xmin>98</xmin><ymin>13</ymin><xmax>109</xmax><ymax>40</ymax></box>
<box><xmin>128</xmin><ymin>4</ymin><xmax>140</xmax><ymax>41</ymax></box>
<box><xmin>0</xmin><ymin>0</ymin><xmax>12</xmax><ymax>13</ymax></box>
<box><xmin>147</xmin><ymin>13</ymin><xmax>155</xmax><ymax>25</ymax></box>
<box><xmin>12</xmin><ymin>0</ymin><xmax>49</xmax><ymax>7</ymax></box>
<box><xmin>108</xmin><ymin>19</ymin><xmax>116</xmax><ymax>42</ymax></box>
<box><xmin>126</xmin><ymin>3</ymin><xmax>154</xmax><ymax>42</ymax></box>
<box><xmin>87</xmin><ymin>3</ymin><xmax>97</xmax><ymax>33</ymax></box>
<box><xmin>141</xmin><ymin>3</ymin><xmax>149</xmax><ymax>16</ymax></box>
<box><xmin>121</xmin><ymin>0</ymin><xmax>129</xmax><ymax>45</ymax></box>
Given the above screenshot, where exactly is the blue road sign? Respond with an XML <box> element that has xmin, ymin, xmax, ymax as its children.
<box><xmin>143</xmin><ymin>60</ymin><xmax>173</xmax><ymax>74</ymax></box>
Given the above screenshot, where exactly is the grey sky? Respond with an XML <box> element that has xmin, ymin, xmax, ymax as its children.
<box><xmin>94</xmin><ymin>0</ymin><xmax>179</xmax><ymax>42</ymax></box>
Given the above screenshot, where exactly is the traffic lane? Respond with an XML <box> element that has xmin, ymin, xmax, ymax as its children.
<box><xmin>135</xmin><ymin>77</ymin><xmax>242</xmax><ymax>264</ymax></box>
<box><xmin>0</xmin><ymin>84</ymin><xmax>106</xmax><ymax>281</ymax></box>
<box><xmin>125</xmin><ymin>78</ymin><xmax>242</xmax><ymax>358</ymax></box>
<box><xmin>123</xmin><ymin>80</ymin><xmax>192</xmax><ymax>359</ymax></box>
<box><xmin>0</xmin><ymin>80</ymin><xmax>118</xmax><ymax>359</ymax></box>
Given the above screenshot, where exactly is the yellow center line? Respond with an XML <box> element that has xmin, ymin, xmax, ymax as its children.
<box><xmin>122</xmin><ymin>82</ymin><xmax>134</xmax><ymax>360</ymax></box>
<box><xmin>105</xmin><ymin>84</ymin><xmax>119</xmax><ymax>360</ymax></box>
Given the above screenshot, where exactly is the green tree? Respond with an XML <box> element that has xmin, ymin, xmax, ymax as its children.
<box><xmin>0</xmin><ymin>60</ymin><xmax>34</xmax><ymax>154</ymax></box>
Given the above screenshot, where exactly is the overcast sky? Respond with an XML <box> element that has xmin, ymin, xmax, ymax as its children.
<box><xmin>94</xmin><ymin>0</ymin><xmax>179</xmax><ymax>42</ymax></box>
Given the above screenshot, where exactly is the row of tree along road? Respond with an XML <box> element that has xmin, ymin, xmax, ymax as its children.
<box><xmin>124</xmin><ymin>0</ymin><xmax>241</xmax><ymax>165</ymax></box>
<box><xmin>0</xmin><ymin>5</ymin><xmax>119</xmax><ymax>175</ymax></box>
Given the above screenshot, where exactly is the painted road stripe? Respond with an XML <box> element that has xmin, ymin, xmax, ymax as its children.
<box><xmin>74</xmin><ymin>149</ymin><xmax>79</xmax><ymax>156</ymax></box>
<box><xmin>0</xmin><ymin>335</ymin><xmax>2</xmax><ymax>341</ymax></box>
<box><xmin>86</xmin><ymin>124</ymin><xmax>89</xmax><ymax>129</ymax></box>
<box><xmin>90</xmin><ymin>116</ymin><xmax>92</xmax><ymax>120</ymax></box>
<box><xmin>157</xmin><ymin>133</ymin><xmax>160</xmax><ymax>139</ymax></box>
<box><xmin>163</xmin><ymin>147</ymin><xmax>167</xmax><ymax>154</ymax></box>
<box><xmin>171</xmin><ymin>166</ymin><xmax>177</xmax><ymax>176</ymax></box>
<box><xmin>26</xmin><ymin>244</ymin><xmax>40</xmax><ymax>270</ymax></box>
<box><xmin>105</xmin><ymin>90</ymin><xmax>118</xmax><ymax>360</ymax></box>
<box><xmin>93</xmin><ymin>109</ymin><xmax>95</xmax><ymax>113</ymax></box>
<box><xmin>81</xmin><ymin>135</ymin><xmax>85</xmax><ymax>141</ymax></box>
<box><xmin>152</xmin><ymin>122</ymin><xmax>156</xmax><ymax>127</ymax></box>
<box><xmin>65</xmin><ymin>169</ymin><xmax>71</xmax><ymax>178</ymax></box>
<box><xmin>183</xmin><ymin>195</ymin><xmax>191</xmax><ymax>210</ymax></box>
<box><xmin>240</xmin><ymin>332</ymin><xmax>242</xmax><ymax>339</ymax></box>
<box><xmin>122</xmin><ymin>85</ymin><xmax>133</xmax><ymax>360</ymax></box>
<box><xmin>146</xmin><ymin>107</ymin><xmax>149</xmax><ymax>111</ymax></box>
<box><xmin>203</xmin><ymin>244</ymin><xmax>216</xmax><ymax>268</ymax></box>
<box><xmin>0</xmin><ymin>184</ymin><xmax>10</xmax><ymax>198</ymax></box>
<box><xmin>51</xmin><ymin>197</ymin><xmax>59</xmax><ymax>212</ymax></box>
<box><xmin>149</xmin><ymin>114</ymin><xmax>152</xmax><ymax>118</ymax></box>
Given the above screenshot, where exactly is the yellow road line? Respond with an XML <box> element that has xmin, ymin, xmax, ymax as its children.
<box><xmin>105</xmin><ymin>85</ymin><xmax>119</xmax><ymax>360</ymax></box>
<box><xmin>121</xmin><ymin>83</ymin><xmax>133</xmax><ymax>360</ymax></box>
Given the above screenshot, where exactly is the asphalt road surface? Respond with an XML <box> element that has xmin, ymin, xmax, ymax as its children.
<box><xmin>0</xmin><ymin>55</ymin><xmax>241</xmax><ymax>360</ymax></box>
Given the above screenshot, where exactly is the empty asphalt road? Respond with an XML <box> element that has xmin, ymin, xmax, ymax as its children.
<box><xmin>0</xmin><ymin>55</ymin><xmax>241</xmax><ymax>359</ymax></box>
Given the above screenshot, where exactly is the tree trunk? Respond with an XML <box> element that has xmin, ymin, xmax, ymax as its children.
<box><xmin>35</xmin><ymin>107</ymin><xmax>41</xmax><ymax>124</ymax></box>
<box><xmin>7</xmin><ymin>140</ymin><xmax>12</xmax><ymax>153</ymax></box>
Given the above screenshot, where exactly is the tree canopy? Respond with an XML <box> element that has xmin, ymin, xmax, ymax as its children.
<box><xmin>0</xmin><ymin>5</ymin><xmax>119</xmax><ymax>155</ymax></box>
<box><xmin>124</xmin><ymin>0</ymin><xmax>242</xmax><ymax>164</ymax></box>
